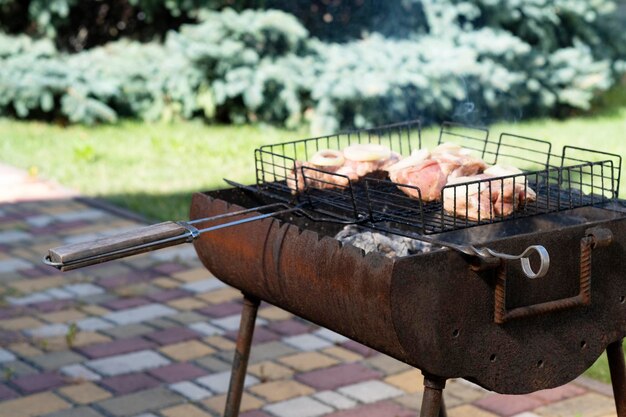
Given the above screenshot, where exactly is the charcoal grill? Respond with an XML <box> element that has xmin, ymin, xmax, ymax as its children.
<box><xmin>45</xmin><ymin>121</ymin><xmax>626</xmax><ymax>417</ymax></box>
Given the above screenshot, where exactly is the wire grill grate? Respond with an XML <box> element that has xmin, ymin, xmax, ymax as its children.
<box><xmin>254</xmin><ymin>120</ymin><xmax>621</xmax><ymax>234</ymax></box>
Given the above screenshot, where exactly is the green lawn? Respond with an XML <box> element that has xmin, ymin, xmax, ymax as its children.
<box><xmin>0</xmin><ymin>120</ymin><xmax>305</xmax><ymax>220</ymax></box>
<box><xmin>1</xmin><ymin>111</ymin><xmax>625</xmax><ymax>384</ymax></box>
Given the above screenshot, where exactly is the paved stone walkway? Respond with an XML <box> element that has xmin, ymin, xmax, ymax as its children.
<box><xmin>0</xmin><ymin>163</ymin><xmax>620</xmax><ymax>417</ymax></box>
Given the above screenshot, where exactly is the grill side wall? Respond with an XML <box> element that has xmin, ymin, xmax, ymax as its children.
<box><xmin>190</xmin><ymin>192</ymin><xmax>410</xmax><ymax>363</ymax></box>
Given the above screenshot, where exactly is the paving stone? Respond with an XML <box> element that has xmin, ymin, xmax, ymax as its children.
<box><xmin>7</xmin><ymin>342</ymin><xmax>40</xmax><ymax>359</ymax></box>
<box><xmin>245</xmin><ymin>341</ymin><xmax>297</xmax><ymax>365</ymax></box>
<box><xmin>168</xmin><ymin>381</ymin><xmax>213</xmax><ymax>401</ymax></box>
<box><xmin>248</xmin><ymin>361</ymin><xmax>294</xmax><ymax>382</ymax></box>
<box><xmin>188</xmin><ymin>322</ymin><xmax>224</xmax><ymax>337</ymax></box>
<box><xmin>167</xmin><ymin>297</ymin><xmax>207</xmax><ymax>311</ymax></box>
<box><xmin>528</xmin><ymin>384</ymin><xmax>587</xmax><ymax>404</ymax></box>
<box><xmin>391</xmin><ymin>392</ymin><xmax>425</xmax><ymax>411</ymax></box>
<box><xmin>278</xmin><ymin>352</ymin><xmax>340</xmax><ymax>372</ymax></box>
<box><xmin>8</xmin><ymin>292</ymin><xmax>52</xmax><ymax>306</ymax></box>
<box><xmin>153</xmin><ymin>277</ymin><xmax>182</xmax><ymax>289</ymax></box>
<box><xmin>56</xmin><ymin>209</ymin><xmax>106</xmax><ymax>222</ymax></box>
<box><xmin>160</xmin><ymin>340</ymin><xmax>215</xmax><ymax>361</ymax></box>
<box><xmin>240</xmin><ymin>411</ymin><xmax>273</xmax><ymax>417</ymax></box>
<box><xmin>445</xmin><ymin>379</ymin><xmax>487</xmax><ymax>403</ymax></box>
<box><xmin>60</xmin><ymin>364</ymin><xmax>102</xmax><ymax>381</ymax></box>
<box><xmin>313</xmin><ymin>390</ymin><xmax>357</xmax><ymax>410</ymax></box>
<box><xmin>0</xmin><ymin>230</ymin><xmax>30</xmax><ymax>244</ymax></box>
<box><xmin>181</xmin><ymin>279</ymin><xmax>226</xmax><ymax>294</ymax></box>
<box><xmin>85</xmin><ymin>350</ymin><xmax>170</xmax><ymax>376</ymax></box>
<box><xmin>0</xmin><ymin>347</ymin><xmax>16</xmax><ymax>363</ymax></box>
<box><xmin>266</xmin><ymin>319</ymin><xmax>313</xmax><ymax>336</ymax></box>
<box><xmin>295</xmin><ymin>363</ymin><xmax>382</xmax><ymax>391</ymax></box>
<box><xmin>341</xmin><ymin>341</ymin><xmax>377</xmax><ymax>358</ymax></box>
<box><xmin>0</xmin><ymin>316</ymin><xmax>43</xmax><ymax>331</ymax></box>
<box><xmin>153</xmin><ymin>263</ymin><xmax>187</xmax><ymax>275</ymax></box>
<box><xmin>143</xmin><ymin>317</ymin><xmax>178</xmax><ymax>330</ymax></box>
<box><xmin>62</xmin><ymin>332</ymin><xmax>111</xmax><ymax>348</ymax></box>
<box><xmin>101</xmin><ymin>324</ymin><xmax>154</xmax><ymax>339</ymax></box>
<box><xmin>172</xmin><ymin>268</ymin><xmax>214</xmax><ymax>283</ymax></box>
<box><xmin>474</xmin><ymin>393</ymin><xmax>544</xmax><ymax>417</ymax></box>
<box><xmin>96</xmin><ymin>387</ymin><xmax>185</xmax><ymax>417</ymax></box>
<box><xmin>282</xmin><ymin>334</ymin><xmax>333</xmax><ymax>351</ymax></box>
<box><xmin>1</xmin><ymin>360</ymin><xmax>40</xmax><ymax>377</ymax></box>
<box><xmin>64</xmin><ymin>284</ymin><xmax>104</xmax><ymax>297</ymax></box>
<box><xmin>103</xmin><ymin>304</ymin><xmax>177</xmax><ymax>325</ymax></box>
<box><xmin>263</xmin><ymin>396</ymin><xmax>333</xmax><ymax>417</ymax></box>
<box><xmin>0</xmin><ymin>257</ymin><xmax>30</xmax><ymax>271</ymax></box>
<box><xmin>44</xmin><ymin>288</ymin><xmax>74</xmax><ymax>300</ymax></box>
<box><xmin>197</xmin><ymin>301</ymin><xmax>243</xmax><ymax>318</ymax></box>
<box><xmin>100</xmin><ymin>373</ymin><xmax>161</xmax><ymax>394</ymax></box>
<box><xmin>197</xmin><ymin>287</ymin><xmax>241</xmax><ymax>305</ymax></box>
<box><xmin>76</xmin><ymin>317</ymin><xmax>114</xmax><ymax>332</ymax></box>
<box><xmin>313</xmin><ymin>328</ymin><xmax>350</xmax><ymax>344</ymax></box>
<box><xmin>12</xmin><ymin>371</ymin><xmax>67</xmax><ymax>394</ymax></box>
<box><xmin>145</xmin><ymin>327</ymin><xmax>200</xmax><ymax>346</ymax></box>
<box><xmin>98</xmin><ymin>270</ymin><xmax>157</xmax><ymax>289</ymax></box>
<box><xmin>25</xmin><ymin>323</ymin><xmax>69</xmax><ymax>338</ymax></box>
<box><xmin>147</xmin><ymin>289</ymin><xmax>190</xmax><ymax>303</ymax></box>
<box><xmin>150</xmin><ymin>246</ymin><xmax>197</xmax><ymax>262</ymax></box>
<box><xmin>58</xmin><ymin>382</ymin><xmax>112</xmax><ymax>404</ymax></box>
<box><xmin>9</xmin><ymin>276</ymin><xmax>63</xmax><ymax>294</ymax></box>
<box><xmin>194</xmin><ymin>355</ymin><xmax>232</xmax><ymax>373</ymax></box>
<box><xmin>250</xmin><ymin>380</ymin><xmax>315</xmax><ymax>402</ymax></box>
<box><xmin>204</xmin><ymin>336</ymin><xmax>236</xmax><ymax>351</ymax></box>
<box><xmin>365</xmin><ymin>355</ymin><xmax>412</xmax><ymax>376</ymax></box>
<box><xmin>338</xmin><ymin>380</ymin><xmax>404</xmax><ymax>403</ymax></box>
<box><xmin>384</xmin><ymin>369</ymin><xmax>424</xmax><ymax>393</ymax></box>
<box><xmin>76</xmin><ymin>337</ymin><xmax>157</xmax><ymax>359</ymax></box>
<box><xmin>203</xmin><ymin>392</ymin><xmax>264</xmax><ymax>414</ymax></box>
<box><xmin>449</xmin><ymin>405</ymin><xmax>500</xmax><ymax>417</ymax></box>
<box><xmin>148</xmin><ymin>362</ymin><xmax>208</xmax><ymax>383</ymax></box>
<box><xmin>225</xmin><ymin>327</ymin><xmax>282</xmax><ymax>346</ymax></box>
<box><xmin>161</xmin><ymin>404</ymin><xmax>213</xmax><ymax>417</ymax></box>
<box><xmin>533</xmin><ymin>393</ymin><xmax>616</xmax><ymax>417</ymax></box>
<box><xmin>42</xmin><ymin>406</ymin><xmax>106</xmax><ymax>417</ymax></box>
<box><xmin>0</xmin><ymin>383</ymin><xmax>18</xmax><ymax>401</ymax></box>
<box><xmin>29</xmin><ymin>350</ymin><xmax>85</xmax><ymax>370</ymax></box>
<box><xmin>102</xmin><ymin>297</ymin><xmax>150</xmax><ymax>311</ymax></box>
<box><xmin>326</xmin><ymin>401</ymin><xmax>414</xmax><ymax>417</ymax></box>
<box><xmin>321</xmin><ymin>347</ymin><xmax>363</xmax><ymax>363</ymax></box>
<box><xmin>196</xmin><ymin>370</ymin><xmax>259</xmax><ymax>394</ymax></box>
<box><xmin>0</xmin><ymin>392</ymin><xmax>71</xmax><ymax>417</ymax></box>
<box><xmin>42</xmin><ymin>308</ymin><xmax>85</xmax><ymax>323</ymax></box>
<box><xmin>166</xmin><ymin>312</ymin><xmax>208</xmax><ymax>326</ymax></box>
<box><xmin>33</xmin><ymin>299</ymin><xmax>76</xmax><ymax>313</ymax></box>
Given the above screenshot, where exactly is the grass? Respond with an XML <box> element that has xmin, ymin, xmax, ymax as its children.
<box><xmin>1</xmin><ymin>107</ymin><xmax>626</xmax><ymax>384</ymax></box>
<box><xmin>0</xmin><ymin>120</ymin><xmax>305</xmax><ymax>220</ymax></box>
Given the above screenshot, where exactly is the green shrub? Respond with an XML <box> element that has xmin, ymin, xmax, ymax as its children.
<box><xmin>1</xmin><ymin>5</ymin><xmax>625</xmax><ymax>130</ymax></box>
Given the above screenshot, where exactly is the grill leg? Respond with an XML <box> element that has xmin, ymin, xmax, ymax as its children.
<box><xmin>420</xmin><ymin>374</ymin><xmax>447</xmax><ymax>417</ymax></box>
<box><xmin>224</xmin><ymin>293</ymin><xmax>260</xmax><ymax>417</ymax></box>
<box><xmin>608</xmin><ymin>339</ymin><xmax>626</xmax><ymax>417</ymax></box>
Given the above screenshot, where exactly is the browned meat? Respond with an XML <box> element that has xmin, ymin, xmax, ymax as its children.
<box><xmin>443</xmin><ymin>168</ymin><xmax>537</xmax><ymax>221</ymax></box>
<box><xmin>389</xmin><ymin>159</ymin><xmax>448</xmax><ymax>202</ymax></box>
<box><xmin>287</xmin><ymin>150</ymin><xmax>401</xmax><ymax>193</ymax></box>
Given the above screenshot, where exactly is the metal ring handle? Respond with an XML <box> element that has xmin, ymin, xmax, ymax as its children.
<box><xmin>480</xmin><ymin>245</ymin><xmax>550</xmax><ymax>279</ymax></box>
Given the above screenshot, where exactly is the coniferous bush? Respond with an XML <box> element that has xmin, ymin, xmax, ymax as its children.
<box><xmin>1</xmin><ymin>3</ymin><xmax>625</xmax><ymax>130</ymax></box>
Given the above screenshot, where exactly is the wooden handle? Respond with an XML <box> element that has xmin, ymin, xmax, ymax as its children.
<box><xmin>47</xmin><ymin>221</ymin><xmax>189</xmax><ymax>270</ymax></box>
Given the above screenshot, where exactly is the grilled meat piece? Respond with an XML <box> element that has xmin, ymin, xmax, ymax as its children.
<box><xmin>443</xmin><ymin>167</ymin><xmax>537</xmax><ymax>221</ymax></box>
<box><xmin>287</xmin><ymin>150</ymin><xmax>401</xmax><ymax>193</ymax></box>
<box><xmin>389</xmin><ymin>159</ymin><xmax>448</xmax><ymax>202</ymax></box>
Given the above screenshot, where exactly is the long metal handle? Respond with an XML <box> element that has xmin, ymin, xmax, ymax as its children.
<box><xmin>44</xmin><ymin>204</ymin><xmax>299</xmax><ymax>272</ymax></box>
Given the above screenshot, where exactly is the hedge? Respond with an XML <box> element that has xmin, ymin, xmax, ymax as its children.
<box><xmin>1</xmin><ymin>3</ymin><xmax>625</xmax><ymax>131</ymax></box>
